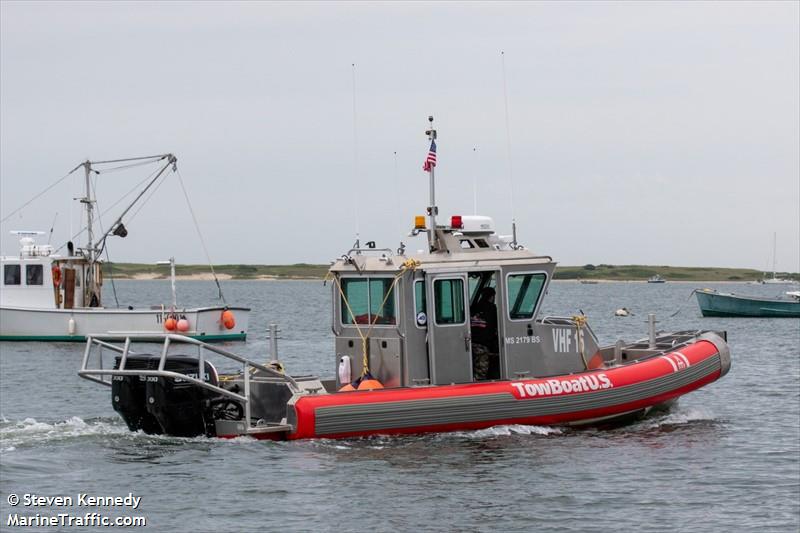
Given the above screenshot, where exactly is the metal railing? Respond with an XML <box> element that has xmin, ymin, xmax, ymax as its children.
<box><xmin>78</xmin><ymin>333</ymin><xmax>298</xmax><ymax>433</ymax></box>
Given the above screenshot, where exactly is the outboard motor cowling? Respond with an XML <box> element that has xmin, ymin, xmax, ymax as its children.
<box><xmin>112</xmin><ymin>355</ymin><xmax>163</xmax><ymax>434</ymax></box>
<box><xmin>145</xmin><ymin>356</ymin><xmax>221</xmax><ymax>437</ymax></box>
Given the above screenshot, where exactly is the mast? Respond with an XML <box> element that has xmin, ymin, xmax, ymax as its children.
<box><xmin>772</xmin><ymin>232</ymin><xmax>777</xmax><ymax>280</ymax></box>
<box><xmin>82</xmin><ymin>160</ymin><xmax>95</xmax><ymax>262</ymax></box>
<box><xmin>77</xmin><ymin>153</ymin><xmax>176</xmax><ymax>307</ymax></box>
<box><xmin>425</xmin><ymin>116</ymin><xmax>438</xmax><ymax>251</ymax></box>
<box><xmin>157</xmin><ymin>257</ymin><xmax>177</xmax><ymax>310</ymax></box>
<box><xmin>82</xmin><ymin>160</ymin><xmax>99</xmax><ymax>306</ymax></box>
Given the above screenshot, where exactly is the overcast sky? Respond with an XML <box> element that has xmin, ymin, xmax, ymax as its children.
<box><xmin>1</xmin><ymin>1</ymin><xmax>798</xmax><ymax>272</ymax></box>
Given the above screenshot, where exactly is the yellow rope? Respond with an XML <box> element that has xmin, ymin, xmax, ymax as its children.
<box><xmin>571</xmin><ymin>314</ymin><xmax>589</xmax><ymax>370</ymax></box>
<box><xmin>327</xmin><ymin>258</ymin><xmax>420</xmax><ymax>379</ymax></box>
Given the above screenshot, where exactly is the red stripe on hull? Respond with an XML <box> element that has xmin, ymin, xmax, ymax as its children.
<box><xmin>216</xmin><ymin>340</ymin><xmax>722</xmax><ymax>441</ymax></box>
<box><xmin>278</xmin><ymin>340</ymin><xmax>722</xmax><ymax>440</ymax></box>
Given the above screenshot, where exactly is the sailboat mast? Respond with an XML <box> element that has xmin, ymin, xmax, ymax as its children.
<box><xmin>773</xmin><ymin>232</ymin><xmax>777</xmax><ymax>280</ymax></box>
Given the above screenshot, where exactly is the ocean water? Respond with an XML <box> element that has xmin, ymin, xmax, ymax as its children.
<box><xmin>1</xmin><ymin>280</ymin><xmax>798</xmax><ymax>532</ymax></box>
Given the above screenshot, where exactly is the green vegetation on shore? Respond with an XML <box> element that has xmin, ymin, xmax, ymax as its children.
<box><xmin>552</xmin><ymin>264</ymin><xmax>797</xmax><ymax>282</ymax></box>
<box><xmin>105</xmin><ymin>262</ymin><xmax>329</xmax><ymax>280</ymax></box>
<box><xmin>104</xmin><ymin>262</ymin><xmax>798</xmax><ymax>282</ymax></box>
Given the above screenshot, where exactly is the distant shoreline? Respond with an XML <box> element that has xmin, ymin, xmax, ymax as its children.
<box><xmin>104</xmin><ymin>262</ymin><xmax>799</xmax><ymax>283</ymax></box>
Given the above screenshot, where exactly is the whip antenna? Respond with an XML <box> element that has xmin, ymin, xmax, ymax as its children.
<box><xmin>351</xmin><ymin>63</ymin><xmax>361</xmax><ymax>246</ymax></box>
<box><xmin>501</xmin><ymin>51</ymin><xmax>518</xmax><ymax>247</ymax></box>
<box><xmin>472</xmin><ymin>147</ymin><xmax>478</xmax><ymax>215</ymax></box>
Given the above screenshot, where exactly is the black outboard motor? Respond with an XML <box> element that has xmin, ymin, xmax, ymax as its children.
<box><xmin>112</xmin><ymin>355</ymin><xmax>163</xmax><ymax>434</ymax></box>
<box><xmin>145</xmin><ymin>355</ymin><xmax>221</xmax><ymax>438</ymax></box>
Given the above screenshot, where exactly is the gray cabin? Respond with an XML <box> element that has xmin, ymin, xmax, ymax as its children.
<box><xmin>329</xmin><ymin>215</ymin><xmax>601</xmax><ymax>389</ymax></box>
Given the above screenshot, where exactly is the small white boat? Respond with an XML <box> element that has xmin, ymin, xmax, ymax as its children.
<box><xmin>0</xmin><ymin>155</ymin><xmax>249</xmax><ymax>342</ymax></box>
<box><xmin>647</xmin><ymin>275</ymin><xmax>666</xmax><ymax>284</ymax></box>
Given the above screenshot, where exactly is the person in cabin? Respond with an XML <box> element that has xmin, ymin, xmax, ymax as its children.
<box><xmin>471</xmin><ymin>287</ymin><xmax>499</xmax><ymax>380</ymax></box>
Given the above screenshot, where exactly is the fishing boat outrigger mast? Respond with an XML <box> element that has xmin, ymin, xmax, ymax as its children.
<box><xmin>79</xmin><ymin>121</ymin><xmax>730</xmax><ymax>440</ymax></box>
<box><xmin>1</xmin><ymin>154</ymin><xmax>249</xmax><ymax>341</ymax></box>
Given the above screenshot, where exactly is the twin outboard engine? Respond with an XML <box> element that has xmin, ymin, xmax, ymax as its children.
<box><xmin>112</xmin><ymin>355</ymin><xmax>224</xmax><ymax>437</ymax></box>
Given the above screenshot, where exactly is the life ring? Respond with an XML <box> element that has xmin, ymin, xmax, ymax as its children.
<box><xmin>51</xmin><ymin>265</ymin><xmax>62</xmax><ymax>287</ymax></box>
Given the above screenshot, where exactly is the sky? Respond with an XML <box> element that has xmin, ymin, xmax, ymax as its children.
<box><xmin>1</xmin><ymin>1</ymin><xmax>798</xmax><ymax>272</ymax></box>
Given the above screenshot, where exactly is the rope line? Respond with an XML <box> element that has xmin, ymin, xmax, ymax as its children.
<box><xmin>327</xmin><ymin>258</ymin><xmax>420</xmax><ymax>378</ymax></box>
<box><xmin>1</xmin><ymin>168</ymin><xmax>79</xmax><ymax>224</ymax></box>
<box><xmin>572</xmin><ymin>314</ymin><xmax>589</xmax><ymax>370</ymax></box>
<box><xmin>54</xmin><ymin>165</ymin><xmax>164</xmax><ymax>254</ymax></box>
<box><xmin>176</xmin><ymin>169</ymin><xmax>226</xmax><ymax>304</ymax></box>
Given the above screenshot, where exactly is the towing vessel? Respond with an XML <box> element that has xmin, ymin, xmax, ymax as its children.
<box><xmin>79</xmin><ymin>121</ymin><xmax>730</xmax><ymax>440</ymax></box>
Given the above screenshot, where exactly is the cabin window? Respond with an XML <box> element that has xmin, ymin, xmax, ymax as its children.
<box><xmin>474</xmin><ymin>238</ymin><xmax>490</xmax><ymax>248</ymax></box>
<box><xmin>4</xmin><ymin>264</ymin><xmax>20</xmax><ymax>285</ymax></box>
<box><xmin>459</xmin><ymin>239</ymin><xmax>474</xmax><ymax>249</ymax></box>
<box><xmin>340</xmin><ymin>277</ymin><xmax>396</xmax><ymax>326</ymax></box>
<box><xmin>507</xmin><ymin>273</ymin><xmax>546</xmax><ymax>320</ymax></box>
<box><xmin>414</xmin><ymin>280</ymin><xmax>427</xmax><ymax>327</ymax></box>
<box><xmin>434</xmin><ymin>278</ymin><xmax>465</xmax><ymax>325</ymax></box>
<box><xmin>26</xmin><ymin>265</ymin><xmax>44</xmax><ymax>285</ymax></box>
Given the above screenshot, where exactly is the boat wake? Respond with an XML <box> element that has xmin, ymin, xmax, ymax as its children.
<box><xmin>0</xmin><ymin>415</ymin><xmax>257</xmax><ymax>454</ymax></box>
<box><xmin>636</xmin><ymin>406</ymin><xmax>718</xmax><ymax>430</ymax></box>
<box><xmin>0</xmin><ymin>416</ymin><xmax>130</xmax><ymax>453</ymax></box>
<box><xmin>0</xmin><ymin>405</ymin><xmax>717</xmax><ymax>454</ymax></box>
<box><xmin>456</xmin><ymin>424</ymin><xmax>564</xmax><ymax>439</ymax></box>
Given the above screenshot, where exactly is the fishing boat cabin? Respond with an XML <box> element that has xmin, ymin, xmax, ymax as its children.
<box><xmin>1</xmin><ymin>231</ymin><xmax>103</xmax><ymax>310</ymax></box>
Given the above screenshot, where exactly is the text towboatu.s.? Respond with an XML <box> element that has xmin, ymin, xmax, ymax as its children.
<box><xmin>79</xmin><ymin>118</ymin><xmax>731</xmax><ymax>440</ymax></box>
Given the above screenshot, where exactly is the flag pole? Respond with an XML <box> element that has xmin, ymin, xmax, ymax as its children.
<box><xmin>425</xmin><ymin>116</ymin><xmax>438</xmax><ymax>251</ymax></box>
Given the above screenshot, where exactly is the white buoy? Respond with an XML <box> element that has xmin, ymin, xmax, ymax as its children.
<box><xmin>68</xmin><ymin>317</ymin><xmax>76</xmax><ymax>335</ymax></box>
<box><xmin>614</xmin><ymin>308</ymin><xmax>630</xmax><ymax>317</ymax></box>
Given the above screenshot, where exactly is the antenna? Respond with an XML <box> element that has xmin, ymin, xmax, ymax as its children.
<box><xmin>424</xmin><ymin>116</ymin><xmax>438</xmax><ymax>251</ymax></box>
<box><xmin>394</xmin><ymin>150</ymin><xmax>402</xmax><ymax>240</ymax></box>
<box><xmin>472</xmin><ymin>147</ymin><xmax>478</xmax><ymax>215</ymax></box>
<box><xmin>351</xmin><ymin>63</ymin><xmax>360</xmax><ymax>246</ymax></box>
<box><xmin>500</xmin><ymin>51</ymin><xmax>518</xmax><ymax>248</ymax></box>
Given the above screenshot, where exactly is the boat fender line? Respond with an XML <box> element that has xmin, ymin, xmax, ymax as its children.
<box><xmin>51</xmin><ymin>265</ymin><xmax>62</xmax><ymax>287</ymax></box>
<box><xmin>696</xmin><ymin>332</ymin><xmax>731</xmax><ymax>377</ymax></box>
<box><xmin>326</xmin><ymin>259</ymin><xmax>420</xmax><ymax>379</ymax></box>
<box><xmin>670</xmin><ymin>289</ymin><xmax>701</xmax><ymax>318</ymax></box>
<box><xmin>571</xmin><ymin>314</ymin><xmax>590</xmax><ymax>370</ymax></box>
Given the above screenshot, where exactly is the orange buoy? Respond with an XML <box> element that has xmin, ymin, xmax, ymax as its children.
<box><xmin>164</xmin><ymin>316</ymin><xmax>177</xmax><ymax>331</ymax></box>
<box><xmin>357</xmin><ymin>379</ymin><xmax>384</xmax><ymax>391</ymax></box>
<box><xmin>221</xmin><ymin>310</ymin><xmax>235</xmax><ymax>330</ymax></box>
<box><xmin>587</xmin><ymin>352</ymin><xmax>606</xmax><ymax>370</ymax></box>
<box><xmin>176</xmin><ymin>317</ymin><xmax>190</xmax><ymax>332</ymax></box>
<box><xmin>338</xmin><ymin>383</ymin><xmax>356</xmax><ymax>392</ymax></box>
<box><xmin>51</xmin><ymin>265</ymin><xmax>62</xmax><ymax>287</ymax></box>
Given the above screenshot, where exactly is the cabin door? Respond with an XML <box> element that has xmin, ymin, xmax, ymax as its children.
<box><xmin>426</xmin><ymin>273</ymin><xmax>472</xmax><ymax>385</ymax></box>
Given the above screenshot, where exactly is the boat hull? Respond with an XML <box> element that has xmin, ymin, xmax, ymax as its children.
<box><xmin>695</xmin><ymin>289</ymin><xmax>800</xmax><ymax>318</ymax></box>
<box><xmin>229</xmin><ymin>336</ymin><xmax>728</xmax><ymax>440</ymax></box>
<box><xmin>0</xmin><ymin>306</ymin><xmax>250</xmax><ymax>341</ymax></box>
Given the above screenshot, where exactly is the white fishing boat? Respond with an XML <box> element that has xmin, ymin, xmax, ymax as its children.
<box><xmin>0</xmin><ymin>154</ymin><xmax>249</xmax><ymax>342</ymax></box>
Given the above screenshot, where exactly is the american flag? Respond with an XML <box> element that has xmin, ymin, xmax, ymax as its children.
<box><xmin>422</xmin><ymin>140</ymin><xmax>437</xmax><ymax>171</ymax></box>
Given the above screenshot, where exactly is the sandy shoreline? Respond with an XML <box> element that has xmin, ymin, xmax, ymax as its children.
<box><xmin>125</xmin><ymin>274</ymin><xmax>316</xmax><ymax>281</ymax></box>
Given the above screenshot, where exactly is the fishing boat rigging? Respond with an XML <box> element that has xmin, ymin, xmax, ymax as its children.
<box><xmin>0</xmin><ymin>153</ymin><xmax>249</xmax><ymax>341</ymax></box>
